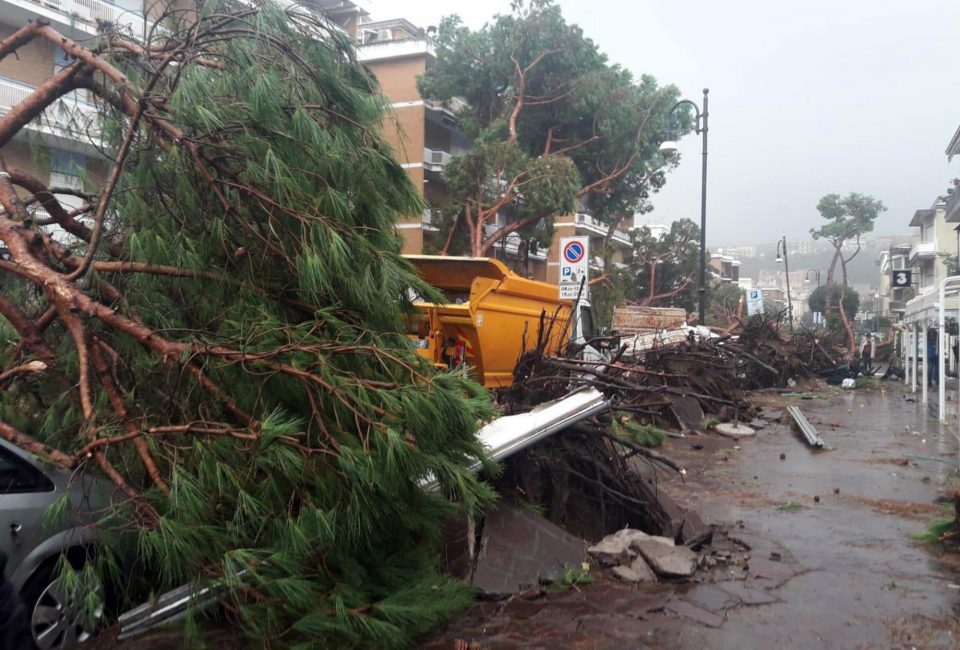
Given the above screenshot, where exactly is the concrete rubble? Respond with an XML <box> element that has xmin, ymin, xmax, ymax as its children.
<box><xmin>612</xmin><ymin>556</ymin><xmax>658</xmax><ymax>583</ymax></box>
<box><xmin>588</xmin><ymin>527</ymin><xmax>700</xmax><ymax>582</ymax></box>
<box><xmin>633</xmin><ymin>539</ymin><xmax>698</xmax><ymax>577</ymax></box>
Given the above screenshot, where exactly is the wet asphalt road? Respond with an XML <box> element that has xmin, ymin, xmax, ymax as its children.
<box><xmin>426</xmin><ymin>382</ymin><xmax>960</xmax><ymax>649</ymax></box>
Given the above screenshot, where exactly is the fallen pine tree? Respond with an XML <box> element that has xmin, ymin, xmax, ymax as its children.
<box><xmin>0</xmin><ymin>2</ymin><xmax>500</xmax><ymax>646</ymax></box>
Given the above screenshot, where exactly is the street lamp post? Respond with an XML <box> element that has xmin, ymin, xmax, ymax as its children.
<box><xmin>660</xmin><ymin>88</ymin><xmax>709</xmax><ymax>325</ymax></box>
<box><xmin>775</xmin><ymin>236</ymin><xmax>793</xmax><ymax>332</ymax></box>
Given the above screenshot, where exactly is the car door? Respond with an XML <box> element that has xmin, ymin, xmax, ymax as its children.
<box><xmin>0</xmin><ymin>445</ymin><xmax>57</xmax><ymax>576</ymax></box>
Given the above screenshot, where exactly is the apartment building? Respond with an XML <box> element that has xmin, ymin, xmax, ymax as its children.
<box><xmin>0</xmin><ymin>0</ymin><xmax>143</xmax><ymax>220</ymax></box>
<box><xmin>877</xmin><ymin>243</ymin><xmax>912</xmax><ymax>319</ymax></box>
<box><xmin>708</xmin><ymin>253</ymin><xmax>740</xmax><ymax>283</ymax></box>
<box><xmin>0</xmin><ymin>0</ymin><xmax>361</xmax><ymax>231</ymax></box>
<box><xmin>355</xmin><ymin>17</ymin><xmax>475</xmax><ymax>259</ymax></box>
<box><xmin>355</xmin><ymin>12</ymin><xmax>639</xmax><ymax>283</ymax></box>
<box><xmin>907</xmin><ymin>200</ymin><xmax>951</xmax><ymax>293</ymax></box>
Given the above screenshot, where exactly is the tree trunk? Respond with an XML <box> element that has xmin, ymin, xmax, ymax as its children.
<box><xmin>838</xmin><ymin>284</ymin><xmax>856</xmax><ymax>361</ymax></box>
<box><xmin>826</xmin><ymin>248</ymin><xmax>841</xmax><ymax>285</ymax></box>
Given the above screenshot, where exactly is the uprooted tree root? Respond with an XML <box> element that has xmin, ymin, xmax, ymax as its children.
<box><xmin>494</xmin><ymin>424</ymin><xmax>688</xmax><ymax>542</ymax></box>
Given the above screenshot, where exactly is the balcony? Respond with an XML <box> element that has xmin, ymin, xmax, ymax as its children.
<box><xmin>574</xmin><ymin>212</ymin><xmax>631</xmax><ymax>246</ymax></box>
<box><xmin>946</xmin><ymin>188</ymin><xmax>960</xmax><ymax>223</ymax></box>
<box><xmin>423</xmin><ymin>147</ymin><xmax>452</xmax><ymax>172</ymax></box>
<box><xmin>3</xmin><ymin>0</ymin><xmax>145</xmax><ymax>36</ymax></box>
<box><xmin>0</xmin><ymin>76</ymin><xmax>100</xmax><ymax>145</ymax></box>
<box><xmin>908</xmin><ymin>241</ymin><xmax>937</xmax><ymax>265</ymax></box>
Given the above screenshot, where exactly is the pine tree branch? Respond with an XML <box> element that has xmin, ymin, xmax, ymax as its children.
<box><xmin>0</xmin><ymin>419</ymin><xmax>72</xmax><ymax>467</ymax></box>
<box><xmin>90</xmin><ymin>340</ymin><xmax>170</xmax><ymax>496</ymax></box>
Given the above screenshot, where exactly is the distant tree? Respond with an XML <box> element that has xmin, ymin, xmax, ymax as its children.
<box><xmin>809</xmin><ymin>285</ymin><xmax>860</xmax><ymax>353</ymax></box>
<box><xmin>707</xmin><ymin>282</ymin><xmax>744</xmax><ymax>327</ymax></box>
<box><xmin>808</xmin><ymin>284</ymin><xmax>860</xmax><ymax>320</ymax></box>
<box><xmin>626</xmin><ymin>219</ymin><xmax>700</xmax><ymax>312</ymax></box>
<box><xmin>762</xmin><ymin>300</ymin><xmax>786</xmax><ymax>319</ymax></box>
<box><xmin>419</xmin><ymin>0</ymin><xmax>687</xmax><ymax>260</ymax></box>
<box><xmin>810</xmin><ymin>193</ymin><xmax>886</xmax><ymax>286</ymax></box>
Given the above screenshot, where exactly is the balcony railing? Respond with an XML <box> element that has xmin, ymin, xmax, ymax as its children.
<box><xmin>574</xmin><ymin>212</ymin><xmax>631</xmax><ymax>243</ymax></box>
<box><xmin>17</xmin><ymin>0</ymin><xmax>144</xmax><ymax>34</ymax></box>
<box><xmin>0</xmin><ymin>76</ymin><xmax>100</xmax><ymax>142</ymax></box>
<box><xmin>908</xmin><ymin>240</ymin><xmax>937</xmax><ymax>264</ymax></box>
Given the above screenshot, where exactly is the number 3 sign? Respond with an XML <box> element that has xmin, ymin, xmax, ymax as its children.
<box><xmin>892</xmin><ymin>270</ymin><xmax>912</xmax><ymax>288</ymax></box>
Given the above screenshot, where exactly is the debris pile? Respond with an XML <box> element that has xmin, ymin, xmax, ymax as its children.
<box><xmin>468</xmin><ymin>312</ymin><xmax>840</xmax><ymax>601</ymax></box>
<box><xmin>503</xmin><ymin>313</ymin><xmax>838</xmax><ymax>433</ymax></box>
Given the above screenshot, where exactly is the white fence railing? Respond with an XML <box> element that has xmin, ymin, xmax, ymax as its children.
<box><xmin>0</xmin><ymin>76</ymin><xmax>100</xmax><ymax>142</ymax></box>
<box><xmin>20</xmin><ymin>0</ymin><xmax>144</xmax><ymax>33</ymax></box>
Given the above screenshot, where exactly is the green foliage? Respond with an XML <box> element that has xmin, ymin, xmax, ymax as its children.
<box><xmin>911</xmin><ymin>517</ymin><xmax>957</xmax><ymax>547</ymax></box>
<box><xmin>559</xmin><ymin>565</ymin><xmax>594</xmax><ymax>587</ymax></box>
<box><xmin>808</xmin><ymin>285</ymin><xmax>860</xmax><ymax>318</ymax></box>
<box><xmin>1</xmin><ymin>4</ymin><xmax>500</xmax><ymax>647</ymax></box>
<box><xmin>808</xmin><ymin>284</ymin><xmax>860</xmax><ymax>339</ymax></box>
<box><xmin>778</xmin><ymin>502</ymin><xmax>805</xmax><ymax>512</ymax></box>
<box><xmin>419</xmin><ymin>0</ymin><xmax>686</xmax><ymax>255</ymax></box>
<box><xmin>625</xmin><ymin>219</ymin><xmax>700</xmax><ymax>311</ymax></box>
<box><xmin>810</xmin><ymin>193</ymin><xmax>886</xmax><ymax>284</ymax></box>
<box><xmin>707</xmin><ymin>283</ymin><xmax>744</xmax><ymax>326</ymax></box>
<box><xmin>615</xmin><ymin>419</ymin><xmax>666</xmax><ymax>447</ymax></box>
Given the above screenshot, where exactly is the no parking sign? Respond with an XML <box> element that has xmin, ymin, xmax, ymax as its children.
<box><xmin>559</xmin><ymin>236</ymin><xmax>589</xmax><ymax>300</ymax></box>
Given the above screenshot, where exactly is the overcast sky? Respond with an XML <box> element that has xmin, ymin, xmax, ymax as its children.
<box><xmin>364</xmin><ymin>0</ymin><xmax>960</xmax><ymax>248</ymax></box>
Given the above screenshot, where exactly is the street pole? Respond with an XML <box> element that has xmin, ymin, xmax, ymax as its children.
<box><xmin>663</xmin><ymin>89</ymin><xmax>709</xmax><ymax>325</ymax></box>
<box><xmin>778</xmin><ymin>236</ymin><xmax>793</xmax><ymax>332</ymax></box>
<box><xmin>698</xmin><ymin>89</ymin><xmax>709</xmax><ymax>326</ymax></box>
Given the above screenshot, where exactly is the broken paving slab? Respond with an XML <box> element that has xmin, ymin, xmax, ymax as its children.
<box><xmin>612</xmin><ymin>557</ymin><xmax>657</xmax><ymax>584</ymax></box>
<box><xmin>470</xmin><ymin>502</ymin><xmax>587</xmax><ymax>596</ymax></box>
<box><xmin>664</xmin><ymin>599</ymin><xmax>724</xmax><ymax>628</ymax></box>
<box><xmin>715</xmin><ymin>580</ymin><xmax>779</xmax><ymax>606</ymax></box>
<box><xmin>634</xmin><ymin>539</ymin><xmax>698</xmax><ymax>578</ymax></box>
<box><xmin>682</xmin><ymin>584</ymin><xmax>741</xmax><ymax>613</ymax></box>
<box><xmin>669</xmin><ymin>395</ymin><xmax>706</xmax><ymax>432</ymax></box>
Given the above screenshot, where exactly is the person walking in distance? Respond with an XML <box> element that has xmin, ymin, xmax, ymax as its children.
<box><xmin>927</xmin><ymin>327</ymin><xmax>939</xmax><ymax>387</ymax></box>
<box><xmin>860</xmin><ymin>333</ymin><xmax>874</xmax><ymax>375</ymax></box>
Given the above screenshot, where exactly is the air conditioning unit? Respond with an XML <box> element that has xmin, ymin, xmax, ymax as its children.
<box><xmin>377</xmin><ymin>29</ymin><xmax>393</xmax><ymax>42</ymax></box>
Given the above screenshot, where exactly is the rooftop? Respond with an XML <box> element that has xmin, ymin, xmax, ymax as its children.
<box><xmin>947</xmin><ymin>123</ymin><xmax>960</xmax><ymax>162</ymax></box>
<box><xmin>909</xmin><ymin>208</ymin><xmax>935</xmax><ymax>227</ymax></box>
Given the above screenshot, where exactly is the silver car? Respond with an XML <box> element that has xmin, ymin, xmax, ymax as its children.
<box><xmin>0</xmin><ymin>438</ymin><xmax>113</xmax><ymax>649</ymax></box>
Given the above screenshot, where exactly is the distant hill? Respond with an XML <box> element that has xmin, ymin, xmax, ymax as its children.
<box><xmin>732</xmin><ymin>236</ymin><xmax>914</xmax><ymax>290</ymax></box>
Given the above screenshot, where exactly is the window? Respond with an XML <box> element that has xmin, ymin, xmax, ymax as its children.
<box><xmin>54</xmin><ymin>47</ymin><xmax>71</xmax><ymax>73</ymax></box>
<box><xmin>50</xmin><ymin>150</ymin><xmax>87</xmax><ymax>190</ymax></box>
<box><xmin>0</xmin><ymin>448</ymin><xmax>54</xmax><ymax>493</ymax></box>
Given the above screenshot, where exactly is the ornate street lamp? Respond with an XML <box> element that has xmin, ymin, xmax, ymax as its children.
<box><xmin>660</xmin><ymin>88</ymin><xmax>709</xmax><ymax>325</ymax></box>
<box><xmin>775</xmin><ymin>236</ymin><xmax>793</xmax><ymax>332</ymax></box>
